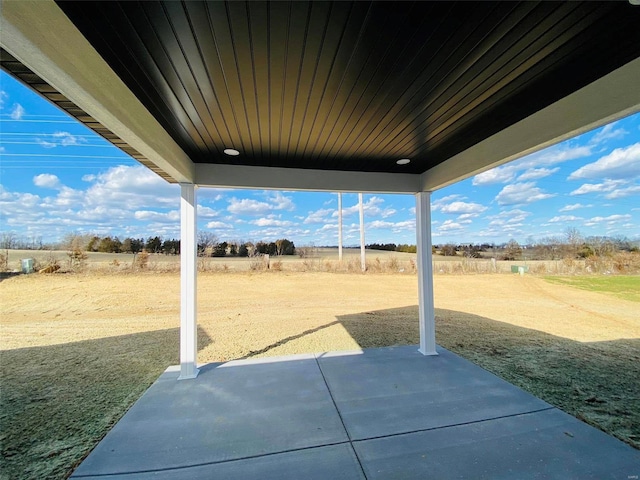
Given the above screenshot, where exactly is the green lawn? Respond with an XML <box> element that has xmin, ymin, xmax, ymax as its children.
<box><xmin>544</xmin><ymin>275</ymin><xmax>640</xmax><ymax>302</ymax></box>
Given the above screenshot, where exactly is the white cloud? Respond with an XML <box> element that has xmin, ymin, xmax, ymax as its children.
<box><xmin>205</xmin><ymin>221</ymin><xmax>233</xmax><ymax>229</ymax></box>
<box><xmin>227</xmin><ymin>192</ymin><xmax>295</xmax><ymax>215</ymax></box>
<box><xmin>33</xmin><ymin>173</ymin><xmax>61</xmax><ymax>189</ymax></box>
<box><xmin>547</xmin><ymin>215</ymin><xmax>583</xmax><ymax>223</ymax></box>
<box><xmin>197</xmin><ymin>205</ymin><xmax>220</xmax><ymax>218</ymax></box>
<box><xmin>227</xmin><ymin>198</ymin><xmax>272</xmax><ymax>215</ymax></box>
<box><xmin>0</xmin><ymin>90</ymin><xmax>8</xmax><ymax>108</ymax></box>
<box><xmin>303</xmin><ymin>208</ymin><xmax>334</xmax><ymax>224</ymax></box>
<box><xmin>584</xmin><ymin>214</ymin><xmax>631</xmax><ymax>227</ymax></box>
<box><xmin>268</xmin><ymin>192</ymin><xmax>295</xmax><ymax>211</ymax></box>
<box><xmin>568</xmin><ymin>143</ymin><xmax>640</xmax><ymax>180</ymax></box>
<box><xmin>570</xmin><ymin>179</ymin><xmax>627</xmax><ymax>196</ymax></box>
<box><xmin>590</xmin><ymin>122</ymin><xmax>627</xmax><ymax>144</ymax></box>
<box><xmin>36</xmin><ymin>139</ymin><xmax>57</xmax><ymax>149</ymax></box>
<box><xmin>437</xmin><ymin>220</ymin><xmax>466</xmax><ymax>232</ymax></box>
<box><xmin>559</xmin><ymin>203</ymin><xmax>589</xmax><ymax>212</ymax></box>
<box><xmin>495</xmin><ymin>182</ymin><xmax>554</xmax><ymax>206</ymax></box>
<box><xmin>487</xmin><ymin>209</ymin><xmax>531</xmax><ymax>226</ymax></box>
<box><xmin>36</xmin><ymin>131</ymin><xmax>87</xmax><ymax>149</ymax></box>
<box><xmin>368</xmin><ymin>219</ymin><xmax>415</xmax><ymax>231</ymax></box>
<box><xmin>604</xmin><ymin>184</ymin><xmax>640</xmax><ymax>199</ymax></box>
<box><xmin>440</xmin><ymin>201</ymin><xmax>487</xmax><ymax>215</ymax></box>
<box><xmin>472</xmin><ymin>168</ymin><xmax>516</xmax><ymax>186</ymax></box>
<box><xmin>251</xmin><ymin>217</ymin><xmax>294</xmax><ymax>227</ymax></box>
<box><xmin>516</xmin><ymin>167</ymin><xmax>559</xmax><ymax>181</ymax></box>
<box><xmin>53</xmin><ymin>131</ymin><xmax>85</xmax><ymax>146</ymax></box>
<box><xmin>10</xmin><ymin>103</ymin><xmax>25</xmax><ymax>120</ymax></box>
<box><xmin>82</xmin><ymin>166</ymin><xmax>177</xmax><ymax>209</ymax></box>
<box><xmin>133</xmin><ymin>210</ymin><xmax>179</xmax><ymax>222</ymax></box>
<box><xmin>473</xmin><ymin>145</ymin><xmax>591</xmax><ymax>186</ymax></box>
<box><xmin>333</xmin><ymin>196</ymin><xmax>396</xmax><ymax>219</ymax></box>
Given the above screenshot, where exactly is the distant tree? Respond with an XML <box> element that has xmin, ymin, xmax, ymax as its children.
<box><xmin>462</xmin><ymin>244</ymin><xmax>482</xmax><ymax>258</ymax></box>
<box><xmin>396</xmin><ymin>244</ymin><xmax>417</xmax><ymax>253</ymax></box>
<box><xmin>501</xmin><ymin>239</ymin><xmax>522</xmax><ymax>261</ymax></box>
<box><xmin>122</xmin><ymin>237</ymin><xmax>133</xmax><ymax>253</ymax></box>
<box><xmin>146</xmin><ymin>236</ymin><xmax>162</xmax><ymax>254</ymax></box>
<box><xmin>440</xmin><ymin>244</ymin><xmax>457</xmax><ymax>256</ymax></box>
<box><xmin>197</xmin><ymin>231</ymin><xmax>218</xmax><ymax>256</ymax></box>
<box><xmin>86</xmin><ymin>235</ymin><xmax>100</xmax><ymax>252</ymax></box>
<box><xmin>213</xmin><ymin>241</ymin><xmax>228</xmax><ymax>257</ymax></box>
<box><xmin>130</xmin><ymin>238</ymin><xmax>144</xmax><ymax>254</ymax></box>
<box><xmin>238</xmin><ymin>243</ymin><xmax>249</xmax><ymax>257</ymax></box>
<box><xmin>228</xmin><ymin>243</ymin><xmax>238</xmax><ymax>256</ymax></box>
<box><xmin>275</xmin><ymin>238</ymin><xmax>295</xmax><ymax>255</ymax></box>
<box><xmin>367</xmin><ymin>243</ymin><xmax>397</xmax><ymax>252</ymax></box>
<box><xmin>97</xmin><ymin>236</ymin><xmax>121</xmax><ymax>253</ymax></box>
<box><xmin>162</xmin><ymin>238</ymin><xmax>180</xmax><ymax>255</ymax></box>
<box><xmin>254</xmin><ymin>241</ymin><xmax>278</xmax><ymax>255</ymax></box>
<box><xmin>0</xmin><ymin>232</ymin><xmax>17</xmax><ymax>249</ymax></box>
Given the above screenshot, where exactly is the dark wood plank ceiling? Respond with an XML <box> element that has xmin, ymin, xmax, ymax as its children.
<box><xmin>32</xmin><ymin>1</ymin><xmax>640</xmax><ymax>174</ymax></box>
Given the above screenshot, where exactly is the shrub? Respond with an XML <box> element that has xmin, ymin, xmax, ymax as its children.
<box><xmin>67</xmin><ymin>248</ymin><xmax>87</xmax><ymax>272</ymax></box>
<box><xmin>135</xmin><ymin>251</ymin><xmax>150</xmax><ymax>270</ymax></box>
<box><xmin>0</xmin><ymin>250</ymin><xmax>8</xmax><ymax>272</ymax></box>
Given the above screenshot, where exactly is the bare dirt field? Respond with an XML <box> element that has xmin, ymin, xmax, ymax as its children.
<box><xmin>1</xmin><ymin>271</ymin><xmax>639</xmax><ymax>479</ymax></box>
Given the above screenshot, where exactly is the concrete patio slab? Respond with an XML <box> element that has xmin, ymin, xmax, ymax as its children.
<box><xmin>71</xmin><ymin>346</ymin><xmax>640</xmax><ymax>479</ymax></box>
<box><xmin>72</xmin><ymin>444</ymin><xmax>365</xmax><ymax>480</ymax></box>
<box><xmin>317</xmin><ymin>346</ymin><xmax>551</xmax><ymax>440</ymax></box>
<box><xmin>354</xmin><ymin>408</ymin><xmax>640</xmax><ymax>479</ymax></box>
<box><xmin>72</xmin><ymin>354</ymin><xmax>348</xmax><ymax>477</ymax></box>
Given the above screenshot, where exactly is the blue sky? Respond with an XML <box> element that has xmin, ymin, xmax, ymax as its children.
<box><xmin>1</xmin><ymin>70</ymin><xmax>639</xmax><ymax>247</ymax></box>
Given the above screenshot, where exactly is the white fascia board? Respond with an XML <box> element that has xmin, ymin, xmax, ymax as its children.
<box><xmin>420</xmin><ymin>57</ymin><xmax>640</xmax><ymax>192</ymax></box>
<box><xmin>196</xmin><ymin>163</ymin><xmax>421</xmax><ymax>193</ymax></box>
<box><xmin>1</xmin><ymin>0</ymin><xmax>194</xmax><ymax>184</ymax></box>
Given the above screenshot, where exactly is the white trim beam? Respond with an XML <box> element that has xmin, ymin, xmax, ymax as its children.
<box><xmin>1</xmin><ymin>0</ymin><xmax>194</xmax><ymax>184</ymax></box>
<box><xmin>416</xmin><ymin>192</ymin><xmax>437</xmax><ymax>356</ymax></box>
<box><xmin>420</xmin><ymin>57</ymin><xmax>640</xmax><ymax>191</ymax></box>
<box><xmin>179</xmin><ymin>184</ymin><xmax>199</xmax><ymax>380</ymax></box>
<box><xmin>196</xmin><ymin>163</ymin><xmax>419</xmax><ymax>193</ymax></box>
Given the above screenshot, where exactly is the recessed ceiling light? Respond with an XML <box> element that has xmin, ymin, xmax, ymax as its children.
<box><xmin>396</xmin><ymin>158</ymin><xmax>410</xmax><ymax>165</ymax></box>
<box><xmin>224</xmin><ymin>148</ymin><xmax>240</xmax><ymax>156</ymax></box>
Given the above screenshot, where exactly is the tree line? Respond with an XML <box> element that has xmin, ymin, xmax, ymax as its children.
<box><xmin>365</xmin><ymin>243</ymin><xmax>417</xmax><ymax>253</ymax></box>
<box><xmin>60</xmin><ymin>231</ymin><xmax>296</xmax><ymax>257</ymax></box>
<box><xmin>0</xmin><ymin>231</ymin><xmax>296</xmax><ymax>257</ymax></box>
<box><xmin>365</xmin><ymin>229</ymin><xmax>637</xmax><ymax>261</ymax></box>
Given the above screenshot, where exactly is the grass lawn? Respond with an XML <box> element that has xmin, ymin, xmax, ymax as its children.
<box><xmin>544</xmin><ymin>275</ymin><xmax>640</xmax><ymax>302</ymax></box>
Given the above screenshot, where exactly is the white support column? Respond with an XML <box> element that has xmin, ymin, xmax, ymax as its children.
<box><xmin>338</xmin><ymin>193</ymin><xmax>343</xmax><ymax>262</ymax></box>
<box><xmin>359</xmin><ymin>193</ymin><xmax>366</xmax><ymax>272</ymax></box>
<box><xmin>179</xmin><ymin>183</ymin><xmax>199</xmax><ymax>379</ymax></box>
<box><xmin>416</xmin><ymin>192</ymin><xmax>437</xmax><ymax>356</ymax></box>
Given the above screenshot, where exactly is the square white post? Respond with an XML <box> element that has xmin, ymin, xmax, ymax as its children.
<box><xmin>416</xmin><ymin>192</ymin><xmax>437</xmax><ymax>356</ymax></box>
<box><xmin>179</xmin><ymin>183</ymin><xmax>199</xmax><ymax>379</ymax></box>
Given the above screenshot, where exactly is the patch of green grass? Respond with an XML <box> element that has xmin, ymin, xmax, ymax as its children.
<box><xmin>544</xmin><ymin>275</ymin><xmax>640</xmax><ymax>302</ymax></box>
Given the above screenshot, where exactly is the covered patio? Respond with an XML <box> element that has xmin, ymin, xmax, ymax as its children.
<box><xmin>70</xmin><ymin>346</ymin><xmax>640</xmax><ymax>478</ymax></box>
<box><xmin>2</xmin><ymin>1</ymin><xmax>640</xmax><ymax>477</ymax></box>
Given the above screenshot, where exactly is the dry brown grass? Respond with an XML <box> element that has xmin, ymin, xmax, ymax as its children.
<box><xmin>0</xmin><ymin>271</ymin><xmax>638</xmax><ymax>478</ymax></box>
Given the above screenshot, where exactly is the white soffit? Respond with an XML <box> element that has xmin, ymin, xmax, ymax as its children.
<box><xmin>1</xmin><ymin>0</ymin><xmax>195</xmax><ymax>184</ymax></box>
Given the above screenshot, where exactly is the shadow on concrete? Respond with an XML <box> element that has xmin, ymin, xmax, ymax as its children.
<box><xmin>0</xmin><ymin>326</ymin><xmax>212</xmax><ymax>479</ymax></box>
